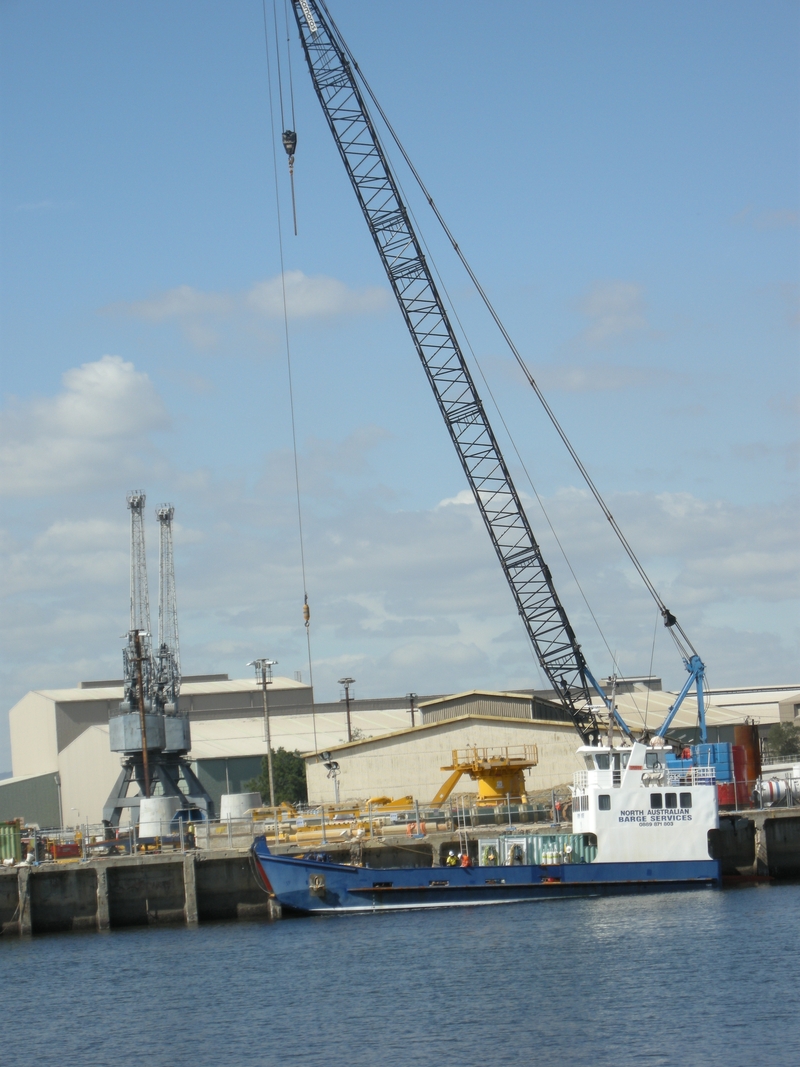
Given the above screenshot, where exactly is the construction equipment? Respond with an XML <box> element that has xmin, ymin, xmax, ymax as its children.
<box><xmin>431</xmin><ymin>746</ymin><xmax>539</xmax><ymax>807</ymax></box>
<box><xmin>103</xmin><ymin>494</ymin><xmax>213</xmax><ymax>828</ymax></box>
<box><xmin>287</xmin><ymin>1</ymin><xmax>709</xmax><ymax>746</ymax></box>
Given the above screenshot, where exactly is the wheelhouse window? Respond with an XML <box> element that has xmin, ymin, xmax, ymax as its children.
<box><xmin>621</xmin><ymin>752</ymin><xmax>630</xmax><ymax>768</ymax></box>
<box><xmin>665</xmin><ymin>793</ymin><xmax>678</xmax><ymax>809</ymax></box>
<box><xmin>650</xmin><ymin>793</ymin><xmax>663</xmax><ymax>809</ymax></box>
<box><xmin>645</xmin><ymin>752</ymin><xmax>662</xmax><ymax>769</ymax></box>
<box><xmin>680</xmin><ymin>793</ymin><xmax>693</xmax><ymax>809</ymax></box>
<box><xmin>598</xmin><ymin>794</ymin><xmax>611</xmax><ymax>810</ymax></box>
<box><xmin>595</xmin><ymin>754</ymin><xmax>610</xmax><ymax>770</ymax></box>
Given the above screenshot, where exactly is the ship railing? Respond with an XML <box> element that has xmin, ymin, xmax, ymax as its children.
<box><xmin>573</xmin><ymin>771</ymin><xmax>588</xmax><ymax>789</ymax></box>
<box><xmin>666</xmin><ymin>767</ymin><xmax>716</xmax><ymax>786</ymax></box>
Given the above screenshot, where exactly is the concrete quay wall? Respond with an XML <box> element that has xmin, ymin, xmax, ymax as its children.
<box><xmin>0</xmin><ymin>850</ymin><xmax>281</xmax><ymax>937</ymax></box>
<box><xmin>2</xmin><ymin>811</ymin><xmax>799</xmax><ymax>937</ymax></box>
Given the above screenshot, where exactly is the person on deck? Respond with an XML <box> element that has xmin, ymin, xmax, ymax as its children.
<box><xmin>445</xmin><ymin>850</ymin><xmax>458</xmax><ymax>867</ymax></box>
<box><xmin>460</xmin><ymin>852</ymin><xmax>472</xmax><ymax>868</ymax></box>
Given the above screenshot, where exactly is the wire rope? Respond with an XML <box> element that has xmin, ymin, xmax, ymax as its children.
<box><xmin>318</xmin><ymin>0</ymin><xmax>697</xmax><ymax>665</ymax></box>
<box><xmin>283</xmin><ymin>0</ymin><xmax>297</xmax><ymax>129</ymax></box>
<box><xmin>262</xmin><ymin>0</ymin><xmax>318</xmax><ymax>753</ymax></box>
<box><xmin>372</xmin><ymin>75</ymin><xmax>643</xmax><ymax>719</ymax></box>
<box><xmin>644</xmin><ymin>607</ymin><xmax>659</xmax><ymax>733</ymax></box>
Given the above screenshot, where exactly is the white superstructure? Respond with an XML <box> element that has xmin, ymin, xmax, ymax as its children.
<box><xmin>571</xmin><ymin>741</ymin><xmax>719</xmax><ymax>864</ymax></box>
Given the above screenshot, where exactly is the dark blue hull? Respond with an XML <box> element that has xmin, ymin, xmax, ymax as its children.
<box><xmin>252</xmin><ymin>838</ymin><xmax>721</xmax><ymax>914</ymax></box>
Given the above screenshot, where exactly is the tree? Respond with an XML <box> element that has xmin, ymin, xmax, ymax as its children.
<box><xmin>767</xmin><ymin>722</ymin><xmax>800</xmax><ymax>758</ymax></box>
<box><xmin>246</xmin><ymin>748</ymin><xmax>308</xmax><ymax>805</ymax></box>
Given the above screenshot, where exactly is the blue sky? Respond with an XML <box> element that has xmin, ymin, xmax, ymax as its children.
<box><xmin>1</xmin><ymin>1</ymin><xmax>798</xmax><ymax>772</ymax></box>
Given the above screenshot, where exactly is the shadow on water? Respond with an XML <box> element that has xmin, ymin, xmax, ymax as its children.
<box><xmin>2</xmin><ymin>883</ymin><xmax>799</xmax><ymax>1066</ymax></box>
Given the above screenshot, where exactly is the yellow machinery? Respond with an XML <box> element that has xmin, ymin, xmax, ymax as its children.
<box><xmin>430</xmin><ymin>745</ymin><xmax>538</xmax><ymax>806</ymax></box>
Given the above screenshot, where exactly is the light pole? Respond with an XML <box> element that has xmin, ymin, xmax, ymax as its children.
<box><xmin>338</xmin><ymin>677</ymin><xmax>355</xmax><ymax>742</ymax></box>
<box><xmin>249</xmin><ymin>658</ymin><xmax>278</xmax><ymax>808</ymax></box>
<box><xmin>407</xmin><ymin>692</ymin><xmax>417</xmax><ymax>728</ymax></box>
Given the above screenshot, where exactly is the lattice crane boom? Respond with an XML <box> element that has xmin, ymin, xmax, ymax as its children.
<box><xmin>156</xmin><ymin>503</ymin><xmax>181</xmax><ymax>707</ymax></box>
<box><xmin>290</xmin><ymin>0</ymin><xmax>604</xmax><ymax>742</ymax></box>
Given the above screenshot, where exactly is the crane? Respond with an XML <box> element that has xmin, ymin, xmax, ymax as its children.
<box><xmin>287</xmin><ymin>0</ymin><xmax>707</xmax><ymax>745</ymax></box>
<box><xmin>154</xmin><ymin>504</ymin><xmax>181</xmax><ymax>714</ymax></box>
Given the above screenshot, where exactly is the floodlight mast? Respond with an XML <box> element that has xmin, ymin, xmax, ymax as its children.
<box><xmin>250</xmin><ymin>659</ymin><xmax>279</xmax><ymax>807</ymax></box>
<box><xmin>288</xmin><ymin>0</ymin><xmax>627</xmax><ymax>745</ymax></box>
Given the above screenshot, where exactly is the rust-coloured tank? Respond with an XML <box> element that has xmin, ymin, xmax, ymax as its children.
<box><xmin>734</xmin><ymin>722</ymin><xmax>762</xmax><ymax>789</ymax></box>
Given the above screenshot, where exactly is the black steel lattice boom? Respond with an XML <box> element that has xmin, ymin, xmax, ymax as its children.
<box><xmin>290</xmin><ymin>1</ymin><xmax>600</xmax><ymax>742</ymax></box>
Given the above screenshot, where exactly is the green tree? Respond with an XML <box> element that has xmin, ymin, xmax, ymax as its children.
<box><xmin>767</xmin><ymin>722</ymin><xmax>800</xmax><ymax>758</ymax></box>
<box><xmin>245</xmin><ymin>748</ymin><xmax>308</xmax><ymax>805</ymax></box>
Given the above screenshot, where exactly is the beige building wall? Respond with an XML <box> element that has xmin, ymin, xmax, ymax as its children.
<box><xmin>10</xmin><ymin>691</ymin><xmax>59</xmax><ymax>777</ymax></box>
<box><xmin>305</xmin><ymin>715</ymin><xmax>585</xmax><ymax>805</ymax></box>
<box><xmin>58</xmin><ymin>724</ymin><xmax>123</xmax><ymax>827</ymax></box>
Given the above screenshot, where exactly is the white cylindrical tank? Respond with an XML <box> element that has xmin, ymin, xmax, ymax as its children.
<box><xmin>138</xmin><ymin>796</ymin><xmax>181</xmax><ymax>838</ymax></box>
<box><xmin>219</xmin><ymin>792</ymin><xmax>263</xmax><ymax>820</ymax></box>
<box><xmin>754</xmin><ymin>776</ymin><xmax>800</xmax><ymax>806</ymax></box>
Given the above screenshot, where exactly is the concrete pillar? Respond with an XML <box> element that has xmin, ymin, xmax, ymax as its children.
<box><xmin>754</xmin><ymin>821</ymin><xmax>770</xmax><ymax>877</ymax></box>
<box><xmin>96</xmin><ymin>866</ymin><xmax>111</xmax><ymax>931</ymax></box>
<box><xmin>183</xmin><ymin>853</ymin><xmax>198</xmax><ymax>925</ymax></box>
<box><xmin>17</xmin><ymin>866</ymin><xmax>32</xmax><ymax>937</ymax></box>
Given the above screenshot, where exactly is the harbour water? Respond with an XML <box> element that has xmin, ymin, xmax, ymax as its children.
<box><xmin>3</xmin><ymin>883</ymin><xmax>798</xmax><ymax>1066</ymax></box>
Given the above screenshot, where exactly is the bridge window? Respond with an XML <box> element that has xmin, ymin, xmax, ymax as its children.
<box><xmin>665</xmin><ymin>793</ymin><xmax>678</xmax><ymax>809</ymax></box>
<box><xmin>645</xmin><ymin>752</ymin><xmax>662</xmax><ymax>769</ymax></box>
<box><xmin>680</xmin><ymin>793</ymin><xmax>692</xmax><ymax>809</ymax></box>
<box><xmin>598</xmin><ymin>794</ymin><xmax>611</xmax><ymax>810</ymax></box>
<box><xmin>650</xmin><ymin>793</ymin><xmax>663</xmax><ymax>809</ymax></box>
<box><xmin>595</xmin><ymin>754</ymin><xmax>610</xmax><ymax>770</ymax></box>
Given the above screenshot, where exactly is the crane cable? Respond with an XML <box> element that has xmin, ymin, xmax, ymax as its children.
<box><xmin>267</xmin><ymin>0</ymin><xmax>298</xmax><ymax>234</ymax></box>
<box><xmin>317</xmin><ymin>0</ymin><xmax>697</xmax><ymax>666</ymax></box>
<box><xmin>393</xmin><ymin>167</ymin><xmax>641</xmax><ymax>711</ymax></box>
<box><xmin>262</xmin><ymin>0</ymin><xmax>318</xmax><ymax>751</ymax></box>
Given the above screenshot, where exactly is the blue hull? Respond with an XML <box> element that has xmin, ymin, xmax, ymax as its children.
<box><xmin>252</xmin><ymin>838</ymin><xmax>721</xmax><ymax>914</ymax></box>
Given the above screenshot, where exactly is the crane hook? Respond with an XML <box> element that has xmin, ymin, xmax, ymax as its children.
<box><xmin>282</xmin><ymin>130</ymin><xmax>298</xmax><ymax>235</ymax></box>
<box><xmin>282</xmin><ymin>129</ymin><xmax>297</xmax><ymax>168</ymax></box>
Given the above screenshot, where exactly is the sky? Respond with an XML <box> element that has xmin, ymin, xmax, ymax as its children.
<box><xmin>1</xmin><ymin>0</ymin><xmax>798</xmax><ymax>773</ymax></box>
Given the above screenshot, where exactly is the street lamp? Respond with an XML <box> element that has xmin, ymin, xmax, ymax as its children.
<box><xmin>249</xmin><ymin>658</ymin><xmax>278</xmax><ymax>808</ymax></box>
<box><xmin>338</xmin><ymin>677</ymin><xmax>355</xmax><ymax>742</ymax></box>
<box><xmin>407</xmin><ymin>692</ymin><xmax>418</xmax><ymax>728</ymax></box>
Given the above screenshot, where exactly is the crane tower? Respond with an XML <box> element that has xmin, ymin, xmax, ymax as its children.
<box><xmin>103</xmin><ymin>493</ymin><xmax>213</xmax><ymax>828</ymax></box>
<box><xmin>155</xmin><ymin>504</ymin><xmax>181</xmax><ymax>709</ymax></box>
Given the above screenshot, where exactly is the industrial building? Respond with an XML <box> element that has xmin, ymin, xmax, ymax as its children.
<box><xmin>2</xmin><ymin>670</ymin><xmax>797</xmax><ymax>825</ymax></box>
<box><xmin>304</xmin><ymin>680</ymin><xmax>800</xmax><ymax>804</ymax></box>
<box><xmin>0</xmin><ymin>673</ymin><xmax>447</xmax><ymax>825</ymax></box>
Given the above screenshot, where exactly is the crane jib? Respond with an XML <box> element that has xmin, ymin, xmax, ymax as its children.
<box><xmin>290</xmin><ymin>1</ymin><xmax>600</xmax><ymax>742</ymax></box>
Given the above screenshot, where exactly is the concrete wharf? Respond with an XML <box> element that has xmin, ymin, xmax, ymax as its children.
<box><xmin>2</xmin><ymin>810</ymin><xmax>798</xmax><ymax>937</ymax></box>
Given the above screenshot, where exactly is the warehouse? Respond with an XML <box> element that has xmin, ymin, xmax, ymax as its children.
<box><xmin>304</xmin><ymin>681</ymin><xmax>800</xmax><ymax>804</ymax></box>
<box><xmin>2</xmin><ymin>673</ymin><xmax>798</xmax><ymax>823</ymax></box>
<box><xmin>2</xmin><ymin>674</ymin><xmax>439</xmax><ymax>824</ymax></box>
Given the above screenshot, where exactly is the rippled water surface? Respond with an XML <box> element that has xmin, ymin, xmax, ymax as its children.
<box><xmin>3</xmin><ymin>884</ymin><xmax>799</xmax><ymax>1066</ymax></box>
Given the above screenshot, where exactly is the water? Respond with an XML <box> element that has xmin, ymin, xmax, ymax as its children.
<box><xmin>3</xmin><ymin>884</ymin><xmax>799</xmax><ymax>1066</ymax></box>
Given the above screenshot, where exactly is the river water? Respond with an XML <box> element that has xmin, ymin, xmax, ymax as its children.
<box><xmin>3</xmin><ymin>883</ymin><xmax>798</xmax><ymax>1066</ymax></box>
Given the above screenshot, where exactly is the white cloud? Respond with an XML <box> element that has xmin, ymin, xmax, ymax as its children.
<box><xmin>246</xmin><ymin>271</ymin><xmax>388</xmax><ymax>319</ymax></box>
<box><xmin>105</xmin><ymin>271</ymin><xmax>391</xmax><ymax>347</ymax></box>
<box><xmin>1</xmin><ymin>414</ymin><xmax>798</xmax><ymax>771</ymax></box>
<box><xmin>0</xmin><ymin>355</ymin><xmax>169</xmax><ymax>496</ymax></box>
<box><xmin>578</xmin><ymin>281</ymin><xmax>649</xmax><ymax>347</ymax></box>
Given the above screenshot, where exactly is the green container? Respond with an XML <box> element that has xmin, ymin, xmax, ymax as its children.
<box><xmin>0</xmin><ymin>821</ymin><xmax>22</xmax><ymax>864</ymax></box>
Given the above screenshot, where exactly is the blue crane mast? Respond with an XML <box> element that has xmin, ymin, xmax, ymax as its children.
<box><xmin>288</xmin><ymin>0</ymin><xmax>706</xmax><ymax>745</ymax></box>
